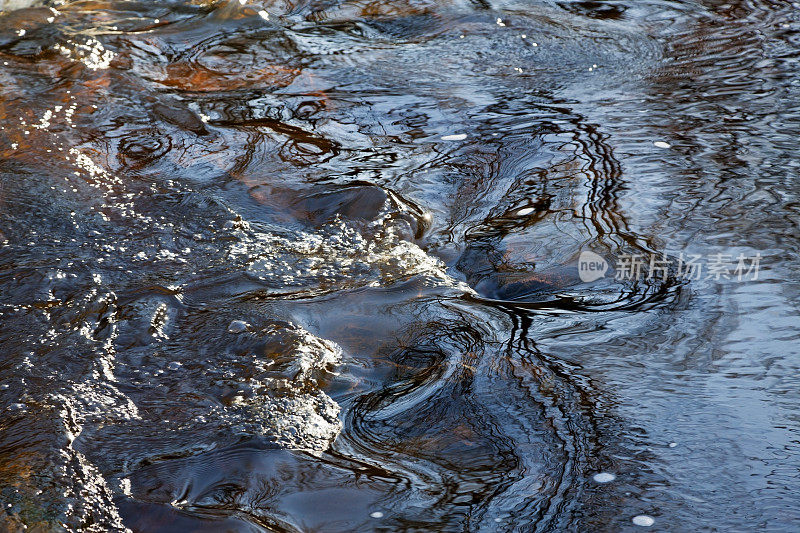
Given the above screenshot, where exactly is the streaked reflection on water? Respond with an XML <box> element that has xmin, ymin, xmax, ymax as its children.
<box><xmin>1</xmin><ymin>0</ymin><xmax>799</xmax><ymax>530</ymax></box>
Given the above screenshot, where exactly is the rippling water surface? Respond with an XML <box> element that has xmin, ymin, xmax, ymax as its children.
<box><xmin>1</xmin><ymin>0</ymin><xmax>800</xmax><ymax>531</ymax></box>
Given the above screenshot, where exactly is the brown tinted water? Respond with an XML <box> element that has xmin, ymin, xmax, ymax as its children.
<box><xmin>1</xmin><ymin>0</ymin><xmax>799</xmax><ymax>531</ymax></box>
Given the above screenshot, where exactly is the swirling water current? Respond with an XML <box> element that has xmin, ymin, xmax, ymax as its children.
<box><xmin>1</xmin><ymin>0</ymin><xmax>800</xmax><ymax>531</ymax></box>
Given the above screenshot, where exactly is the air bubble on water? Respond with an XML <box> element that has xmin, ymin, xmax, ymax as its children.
<box><xmin>653</xmin><ymin>141</ymin><xmax>671</xmax><ymax>148</ymax></box>
<box><xmin>228</xmin><ymin>320</ymin><xmax>250</xmax><ymax>334</ymax></box>
<box><xmin>593</xmin><ymin>472</ymin><xmax>616</xmax><ymax>483</ymax></box>
<box><xmin>370</xmin><ymin>511</ymin><xmax>384</xmax><ymax>518</ymax></box>
<box><xmin>669</xmin><ymin>442</ymin><xmax>677</xmax><ymax>448</ymax></box>
<box><xmin>632</xmin><ymin>515</ymin><xmax>655</xmax><ymax>527</ymax></box>
<box><xmin>441</xmin><ymin>133</ymin><xmax>467</xmax><ymax>141</ymax></box>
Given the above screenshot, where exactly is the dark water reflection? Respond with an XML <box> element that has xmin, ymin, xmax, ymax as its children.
<box><xmin>1</xmin><ymin>0</ymin><xmax>799</xmax><ymax>530</ymax></box>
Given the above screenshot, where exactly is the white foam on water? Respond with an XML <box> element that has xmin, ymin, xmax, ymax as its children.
<box><xmin>206</xmin><ymin>323</ymin><xmax>345</xmax><ymax>454</ymax></box>
<box><xmin>653</xmin><ymin>141</ymin><xmax>671</xmax><ymax>149</ymax></box>
<box><xmin>120</xmin><ymin>478</ymin><xmax>132</xmax><ymax>496</ymax></box>
<box><xmin>441</xmin><ymin>133</ymin><xmax>467</xmax><ymax>141</ymax></box>
<box><xmin>54</xmin><ymin>38</ymin><xmax>115</xmax><ymax>70</ymax></box>
<box><xmin>233</xmin><ymin>212</ymin><xmax>474</xmax><ymax>296</ymax></box>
